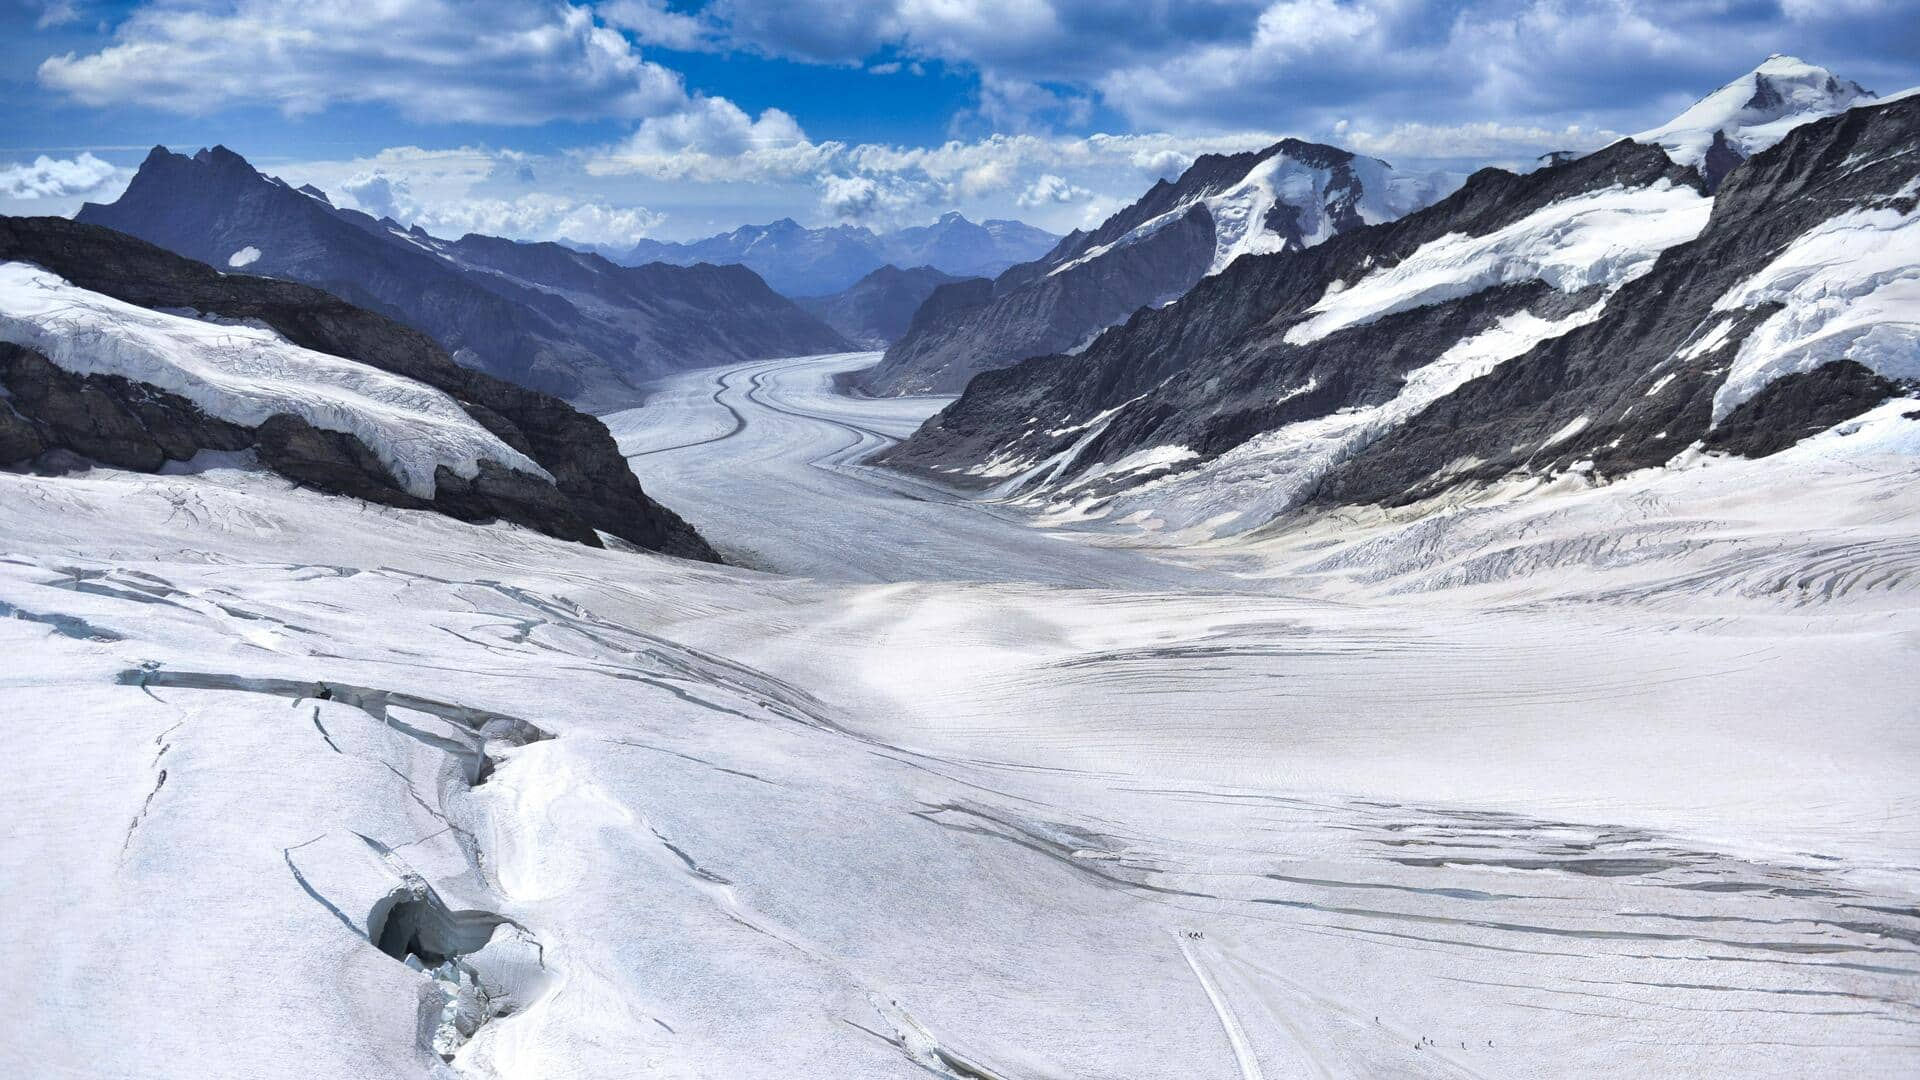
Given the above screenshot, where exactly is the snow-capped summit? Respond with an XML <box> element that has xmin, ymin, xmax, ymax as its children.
<box><xmin>1052</xmin><ymin>140</ymin><xmax>1452</xmax><ymax>282</ymax></box>
<box><xmin>858</xmin><ymin>139</ymin><xmax>1459</xmax><ymax>396</ymax></box>
<box><xmin>1635</xmin><ymin>55</ymin><xmax>1874</xmax><ymax>187</ymax></box>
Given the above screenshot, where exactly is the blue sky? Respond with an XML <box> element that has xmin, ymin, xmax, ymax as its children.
<box><xmin>3</xmin><ymin>0</ymin><xmax>1917</xmax><ymax>244</ymax></box>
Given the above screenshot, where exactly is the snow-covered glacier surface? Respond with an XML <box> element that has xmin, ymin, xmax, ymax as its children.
<box><xmin>6</xmin><ymin>352</ymin><xmax>1920</xmax><ymax>1078</ymax></box>
<box><xmin>0</xmin><ymin>262</ymin><xmax>548</xmax><ymax>497</ymax></box>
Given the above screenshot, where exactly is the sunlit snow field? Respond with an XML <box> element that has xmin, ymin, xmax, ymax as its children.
<box><xmin>5</xmin><ymin>352</ymin><xmax>1918</xmax><ymax>1078</ymax></box>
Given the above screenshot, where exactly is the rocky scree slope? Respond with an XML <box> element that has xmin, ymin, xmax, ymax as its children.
<box><xmin>75</xmin><ymin>147</ymin><xmax>849</xmax><ymax>411</ymax></box>
<box><xmin>0</xmin><ymin>216</ymin><xmax>718</xmax><ymax>560</ymax></box>
<box><xmin>881</xmin><ymin>93</ymin><xmax>1920</xmax><ymax>537</ymax></box>
<box><xmin>857</xmin><ymin>139</ymin><xmax>1454</xmax><ymax>396</ymax></box>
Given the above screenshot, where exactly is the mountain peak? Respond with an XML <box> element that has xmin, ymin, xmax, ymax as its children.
<box><xmin>1636</xmin><ymin>56</ymin><xmax>1874</xmax><ymax>186</ymax></box>
<box><xmin>190</xmin><ymin>144</ymin><xmax>256</xmax><ymax>171</ymax></box>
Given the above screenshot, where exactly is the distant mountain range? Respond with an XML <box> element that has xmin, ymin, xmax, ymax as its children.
<box><xmin>74</xmin><ymin>147</ymin><xmax>850</xmax><ymax>411</ymax></box>
<box><xmin>856</xmin><ymin>139</ymin><xmax>1459</xmax><ymax>396</ymax></box>
<box><xmin>601</xmin><ymin>213</ymin><xmax>1058</xmax><ymax>297</ymax></box>
<box><xmin>793</xmin><ymin>265</ymin><xmax>981</xmax><ymax>348</ymax></box>
<box><xmin>15</xmin><ymin>54</ymin><xmax>1911</xmax><ymax>559</ymax></box>
<box><xmin>881</xmin><ymin>58</ymin><xmax>1917</xmax><ymax>539</ymax></box>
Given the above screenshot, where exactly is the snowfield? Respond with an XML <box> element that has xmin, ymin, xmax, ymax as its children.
<box><xmin>1285</xmin><ymin>181</ymin><xmax>1711</xmax><ymax>346</ymax></box>
<box><xmin>5</xmin><ymin>353</ymin><xmax>1919</xmax><ymax>1078</ymax></box>
<box><xmin>1712</xmin><ymin>191</ymin><xmax>1920</xmax><ymax>420</ymax></box>
<box><xmin>0</xmin><ymin>262</ymin><xmax>550</xmax><ymax>497</ymax></box>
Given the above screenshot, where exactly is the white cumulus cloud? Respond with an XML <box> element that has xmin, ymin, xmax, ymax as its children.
<box><xmin>297</xmin><ymin>148</ymin><xmax>666</xmax><ymax>248</ymax></box>
<box><xmin>0</xmin><ymin>152</ymin><xmax>123</xmax><ymax>199</ymax></box>
<box><xmin>1016</xmin><ymin>173</ymin><xmax>1093</xmax><ymax>208</ymax></box>
<box><xmin>38</xmin><ymin>0</ymin><xmax>690</xmax><ymax>125</ymax></box>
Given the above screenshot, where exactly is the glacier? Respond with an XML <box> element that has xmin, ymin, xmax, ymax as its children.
<box><xmin>4</xmin><ymin>353</ymin><xmax>1918</xmax><ymax>1079</ymax></box>
<box><xmin>3</xmin><ymin>345</ymin><xmax>1920</xmax><ymax>1076</ymax></box>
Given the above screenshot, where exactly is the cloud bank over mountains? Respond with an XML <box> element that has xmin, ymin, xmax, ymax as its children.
<box><xmin>7</xmin><ymin>0</ymin><xmax>1918</xmax><ymax>242</ymax></box>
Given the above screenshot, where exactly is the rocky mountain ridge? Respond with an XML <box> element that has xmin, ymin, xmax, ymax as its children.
<box><xmin>794</xmin><ymin>264</ymin><xmax>980</xmax><ymax>348</ymax></box>
<box><xmin>75</xmin><ymin>146</ymin><xmax>848</xmax><ymax>411</ymax></box>
<box><xmin>880</xmin><ymin>80</ymin><xmax>1919</xmax><ymax>540</ymax></box>
<box><xmin>857</xmin><ymin>138</ymin><xmax>1457</xmax><ymax>396</ymax></box>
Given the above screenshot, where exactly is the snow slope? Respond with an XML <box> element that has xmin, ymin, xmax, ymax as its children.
<box><xmin>1047</xmin><ymin>301</ymin><xmax>1610</xmax><ymax>536</ymax></box>
<box><xmin>1635</xmin><ymin>55</ymin><xmax>1875</xmax><ymax>172</ymax></box>
<box><xmin>1286</xmin><ymin>181</ymin><xmax>1712</xmax><ymax>345</ymax></box>
<box><xmin>0</xmin><ymin>261</ymin><xmax>549</xmax><ymax>498</ymax></box>
<box><xmin>1712</xmin><ymin>186</ymin><xmax>1920</xmax><ymax>420</ymax></box>
<box><xmin>979</xmin><ymin>182</ymin><xmax>1714</xmax><ymax>538</ymax></box>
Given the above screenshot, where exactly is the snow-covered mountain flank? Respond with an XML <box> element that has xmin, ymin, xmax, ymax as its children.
<box><xmin>882</xmin><ymin>66</ymin><xmax>1919</xmax><ymax>541</ymax></box>
<box><xmin>856</xmin><ymin>139</ymin><xmax>1458</xmax><ymax>396</ymax></box>
<box><xmin>0</xmin><ymin>215</ymin><xmax>715</xmax><ymax>558</ymax></box>
<box><xmin>74</xmin><ymin>147</ymin><xmax>851</xmax><ymax>411</ymax></box>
